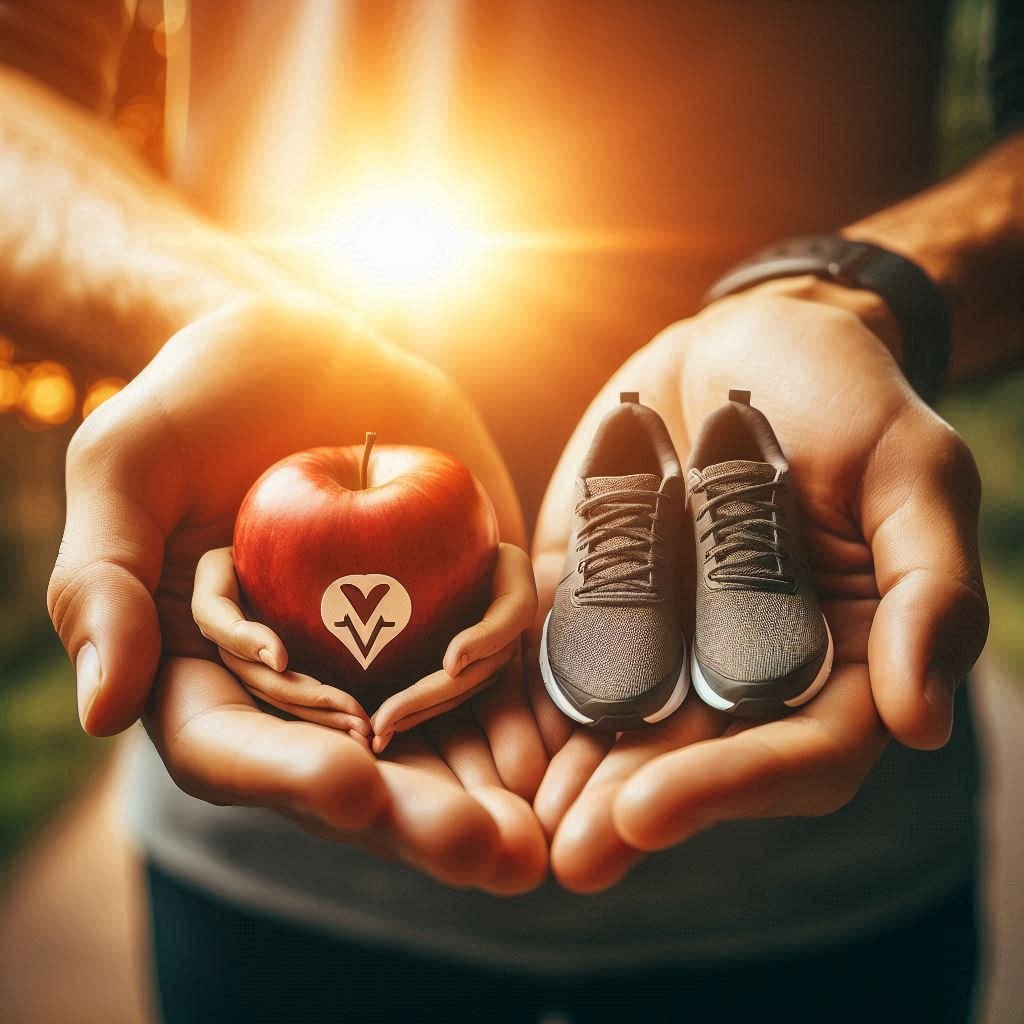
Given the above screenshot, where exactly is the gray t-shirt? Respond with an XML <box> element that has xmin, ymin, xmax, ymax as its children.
<box><xmin>129</xmin><ymin>688</ymin><xmax>977</xmax><ymax>971</ymax></box>
<box><xmin>127</xmin><ymin>0</ymin><xmax>979</xmax><ymax>971</ymax></box>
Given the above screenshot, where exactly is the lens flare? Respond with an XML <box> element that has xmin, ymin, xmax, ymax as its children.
<box><xmin>312</xmin><ymin>177</ymin><xmax>488</xmax><ymax>309</ymax></box>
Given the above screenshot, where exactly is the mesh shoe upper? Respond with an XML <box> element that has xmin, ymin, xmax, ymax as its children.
<box><xmin>548</xmin><ymin>590</ymin><xmax>680</xmax><ymax>700</ymax></box>
<box><xmin>548</xmin><ymin>472</ymin><xmax>682</xmax><ymax>702</ymax></box>
<box><xmin>688</xmin><ymin>395</ymin><xmax>829</xmax><ymax>692</ymax></box>
<box><xmin>694</xmin><ymin>586</ymin><xmax>827</xmax><ymax>682</ymax></box>
<box><xmin>545</xmin><ymin>396</ymin><xmax>686</xmax><ymax>713</ymax></box>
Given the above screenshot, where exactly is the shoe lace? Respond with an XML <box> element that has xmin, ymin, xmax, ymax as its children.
<box><xmin>693</xmin><ymin>470</ymin><xmax>793</xmax><ymax>588</ymax></box>
<box><xmin>575</xmin><ymin>488</ymin><xmax>666</xmax><ymax>598</ymax></box>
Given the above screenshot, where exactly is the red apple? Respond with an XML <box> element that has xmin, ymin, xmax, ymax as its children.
<box><xmin>233</xmin><ymin>436</ymin><xmax>499</xmax><ymax>709</ymax></box>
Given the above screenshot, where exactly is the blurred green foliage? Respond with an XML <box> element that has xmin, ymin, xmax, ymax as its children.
<box><xmin>944</xmin><ymin>378</ymin><xmax>1024</xmax><ymax>673</ymax></box>
<box><xmin>0</xmin><ymin>645</ymin><xmax>110</xmax><ymax>871</ymax></box>
<box><xmin>937</xmin><ymin>0</ymin><xmax>1024</xmax><ymax>673</ymax></box>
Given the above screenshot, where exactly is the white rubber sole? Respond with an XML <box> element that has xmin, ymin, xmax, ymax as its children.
<box><xmin>539</xmin><ymin>610</ymin><xmax>690</xmax><ymax>726</ymax></box>
<box><xmin>691</xmin><ymin>616</ymin><xmax>834</xmax><ymax>713</ymax></box>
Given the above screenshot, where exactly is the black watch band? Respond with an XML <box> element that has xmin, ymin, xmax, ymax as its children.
<box><xmin>703</xmin><ymin>235</ymin><xmax>951</xmax><ymax>405</ymax></box>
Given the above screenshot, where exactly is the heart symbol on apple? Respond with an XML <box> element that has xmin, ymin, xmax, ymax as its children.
<box><xmin>233</xmin><ymin>434</ymin><xmax>499</xmax><ymax>709</ymax></box>
<box><xmin>320</xmin><ymin>574</ymin><xmax>412</xmax><ymax>669</ymax></box>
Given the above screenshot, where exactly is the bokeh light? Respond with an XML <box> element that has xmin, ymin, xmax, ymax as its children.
<box><xmin>82</xmin><ymin>377</ymin><xmax>126</xmax><ymax>419</ymax></box>
<box><xmin>0</xmin><ymin>363</ymin><xmax>25</xmax><ymax>413</ymax></box>
<box><xmin>19</xmin><ymin>362</ymin><xmax>76</xmax><ymax>427</ymax></box>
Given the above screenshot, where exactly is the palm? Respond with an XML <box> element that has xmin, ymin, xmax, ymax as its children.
<box><xmin>530</xmin><ymin>293</ymin><xmax>983</xmax><ymax>892</ymax></box>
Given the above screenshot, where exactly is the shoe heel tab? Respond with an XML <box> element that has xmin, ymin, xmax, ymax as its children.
<box><xmin>620</xmin><ymin>391</ymin><xmax>640</xmax><ymax>404</ymax></box>
<box><xmin>728</xmin><ymin>389</ymin><xmax>751</xmax><ymax>405</ymax></box>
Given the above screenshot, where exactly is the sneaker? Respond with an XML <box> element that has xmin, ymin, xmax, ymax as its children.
<box><xmin>539</xmin><ymin>392</ymin><xmax>689</xmax><ymax>730</ymax></box>
<box><xmin>687</xmin><ymin>389</ymin><xmax>833</xmax><ymax>718</ymax></box>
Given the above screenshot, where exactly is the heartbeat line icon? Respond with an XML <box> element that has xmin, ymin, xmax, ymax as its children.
<box><xmin>333</xmin><ymin>615</ymin><xmax>396</xmax><ymax>659</ymax></box>
<box><xmin>320</xmin><ymin>574</ymin><xmax>413</xmax><ymax>670</ymax></box>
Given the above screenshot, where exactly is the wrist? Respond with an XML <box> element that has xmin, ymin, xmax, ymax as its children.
<box><xmin>735</xmin><ymin>275</ymin><xmax>904</xmax><ymax>365</ymax></box>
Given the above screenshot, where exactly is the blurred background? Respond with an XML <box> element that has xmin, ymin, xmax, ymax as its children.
<box><xmin>0</xmin><ymin>0</ymin><xmax>1021</xmax><ymax>1020</ymax></box>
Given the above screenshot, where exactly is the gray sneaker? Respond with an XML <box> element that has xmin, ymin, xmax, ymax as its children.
<box><xmin>540</xmin><ymin>393</ymin><xmax>689</xmax><ymax>730</ymax></box>
<box><xmin>687</xmin><ymin>390</ymin><xmax>833</xmax><ymax>718</ymax></box>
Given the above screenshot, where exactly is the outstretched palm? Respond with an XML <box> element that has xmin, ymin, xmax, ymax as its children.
<box><xmin>529</xmin><ymin>289</ymin><xmax>988</xmax><ymax>892</ymax></box>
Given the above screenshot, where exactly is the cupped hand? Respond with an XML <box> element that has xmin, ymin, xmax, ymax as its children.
<box><xmin>189</xmin><ymin>542</ymin><xmax>538</xmax><ymax>753</ymax></box>
<box><xmin>47</xmin><ymin>297</ymin><xmax>548</xmax><ymax>892</ymax></box>
<box><xmin>529</xmin><ymin>283</ymin><xmax>989</xmax><ymax>892</ymax></box>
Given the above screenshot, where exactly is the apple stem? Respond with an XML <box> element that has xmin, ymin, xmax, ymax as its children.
<box><xmin>360</xmin><ymin>431</ymin><xmax>377</xmax><ymax>490</ymax></box>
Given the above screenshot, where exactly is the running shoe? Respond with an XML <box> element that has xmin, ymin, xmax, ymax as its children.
<box><xmin>540</xmin><ymin>392</ymin><xmax>689</xmax><ymax>730</ymax></box>
<box><xmin>687</xmin><ymin>389</ymin><xmax>832</xmax><ymax>717</ymax></box>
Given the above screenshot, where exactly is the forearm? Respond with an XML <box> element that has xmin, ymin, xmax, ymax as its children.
<box><xmin>0</xmin><ymin>67</ymin><xmax>289</xmax><ymax>377</ymax></box>
<box><xmin>843</xmin><ymin>131</ymin><xmax>1024</xmax><ymax>384</ymax></box>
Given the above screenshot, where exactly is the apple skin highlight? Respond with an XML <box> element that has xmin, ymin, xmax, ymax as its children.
<box><xmin>233</xmin><ymin>443</ymin><xmax>499</xmax><ymax>710</ymax></box>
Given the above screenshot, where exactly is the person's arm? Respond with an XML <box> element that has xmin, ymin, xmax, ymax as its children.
<box><xmin>0</xmin><ymin>64</ymin><xmax>288</xmax><ymax>377</ymax></box>
<box><xmin>842</xmin><ymin>129</ymin><xmax>1024</xmax><ymax>384</ymax></box>
<box><xmin>3</xmin><ymin>11</ymin><xmax>547</xmax><ymax>887</ymax></box>
<box><xmin>729</xmin><ymin>129</ymin><xmax>1024</xmax><ymax>392</ymax></box>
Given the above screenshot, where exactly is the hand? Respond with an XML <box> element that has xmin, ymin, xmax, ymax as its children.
<box><xmin>47</xmin><ymin>297</ymin><xmax>548</xmax><ymax>892</ymax></box>
<box><xmin>529</xmin><ymin>283</ymin><xmax>989</xmax><ymax>892</ymax></box>
<box><xmin>189</xmin><ymin>542</ymin><xmax>538</xmax><ymax>753</ymax></box>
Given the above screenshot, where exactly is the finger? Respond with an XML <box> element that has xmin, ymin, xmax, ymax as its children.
<box><xmin>525</xmin><ymin>632</ymin><xmax>576</xmax><ymax>756</ymax></box>
<box><xmin>372</xmin><ymin>679</ymin><xmax>495</xmax><ymax>754</ymax></box>
<box><xmin>192</xmin><ymin>548</ymin><xmax>287</xmax><ymax>671</ymax></box>
<box><xmin>472</xmin><ymin>643</ymin><xmax>550</xmax><ymax>801</ymax></box>
<box><xmin>549</xmin><ymin>704</ymin><xmax>722</xmax><ymax>892</ymax></box>
<box><xmin>534</xmin><ymin>730</ymin><xmax>613</xmax><ymax>839</ymax></box>
<box><xmin>371</xmin><ymin>643</ymin><xmax>514</xmax><ymax>743</ymax></box>
<box><xmin>220</xmin><ymin>650</ymin><xmax>371</xmax><ymax>729</ymax></box>
<box><xmin>426</xmin><ymin>707</ymin><xmax>503</xmax><ymax>789</ymax></box>
<box><xmin>863</xmin><ymin>413</ymin><xmax>989</xmax><ymax>749</ymax></box>
<box><xmin>427</xmin><ymin>711</ymin><xmax>548</xmax><ymax>894</ymax></box>
<box><xmin>613</xmin><ymin>665</ymin><xmax>885</xmax><ymax>852</ymax></box>
<box><xmin>373</xmin><ymin>760</ymin><xmax>503</xmax><ymax>889</ymax></box>
<box><xmin>524</xmin><ymin>548</ymin><xmax>577</xmax><ymax>755</ymax></box>
<box><xmin>382</xmin><ymin>732</ymin><xmax>461</xmax><ymax>783</ymax></box>
<box><xmin>245</xmin><ymin>691</ymin><xmax>373</xmax><ymax>737</ymax></box>
<box><xmin>47</xmin><ymin>417</ymin><xmax>174</xmax><ymax>735</ymax></box>
<box><xmin>469</xmin><ymin>786</ymin><xmax>550</xmax><ymax>895</ymax></box>
<box><xmin>442</xmin><ymin>544</ymin><xmax>538</xmax><ymax>676</ymax></box>
<box><xmin>147</xmin><ymin>657</ymin><xmax>388</xmax><ymax>833</ymax></box>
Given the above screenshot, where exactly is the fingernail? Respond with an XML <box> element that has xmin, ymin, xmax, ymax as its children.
<box><xmin>923</xmin><ymin>662</ymin><xmax>956</xmax><ymax>741</ymax></box>
<box><xmin>258</xmin><ymin>648</ymin><xmax>277</xmax><ymax>669</ymax></box>
<box><xmin>76</xmin><ymin>642</ymin><xmax>101</xmax><ymax>728</ymax></box>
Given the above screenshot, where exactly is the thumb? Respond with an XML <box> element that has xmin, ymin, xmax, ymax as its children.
<box><xmin>865</xmin><ymin>414</ymin><xmax>989</xmax><ymax>750</ymax></box>
<box><xmin>47</xmin><ymin>417</ymin><xmax>173</xmax><ymax>736</ymax></box>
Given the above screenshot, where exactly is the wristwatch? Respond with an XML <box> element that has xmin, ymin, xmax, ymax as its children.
<box><xmin>703</xmin><ymin>235</ymin><xmax>951</xmax><ymax>404</ymax></box>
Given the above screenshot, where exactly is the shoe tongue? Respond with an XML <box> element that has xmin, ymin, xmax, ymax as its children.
<box><xmin>586</xmin><ymin>473</ymin><xmax>662</xmax><ymax>497</ymax></box>
<box><xmin>698</xmin><ymin>461</ymin><xmax>781</xmax><ymax>580</ymax></box>
<box><xmin>699</xmin><ymin>460</ymin><xmax>776</xmax><ymax>484</ymax></box>
<box><xmin>582</xmin><ymin>474</ymin><xmax>662</xmax><ymax>591</ymax></box>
